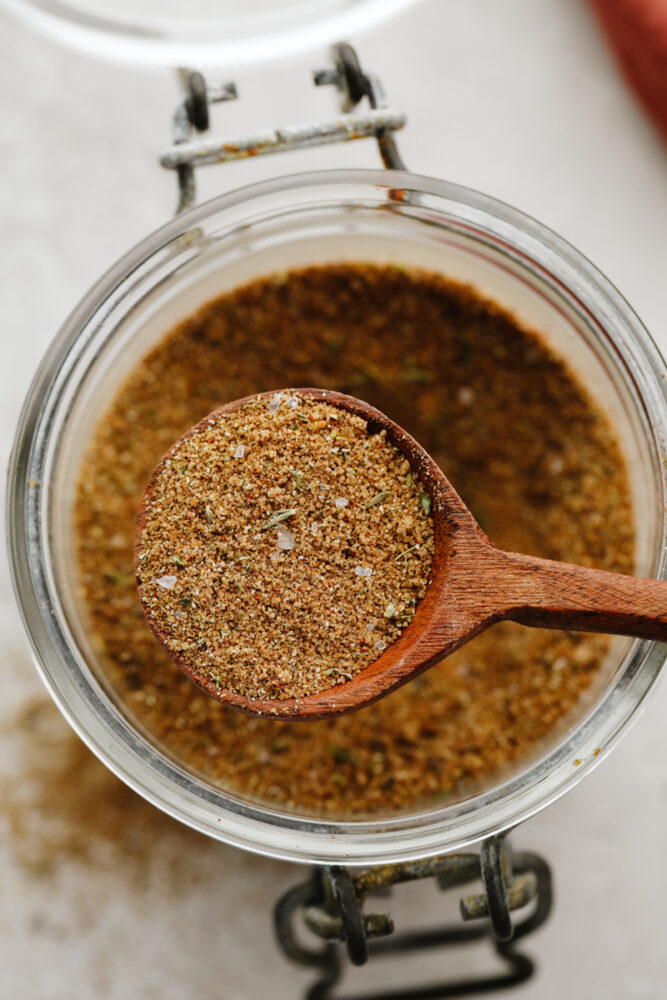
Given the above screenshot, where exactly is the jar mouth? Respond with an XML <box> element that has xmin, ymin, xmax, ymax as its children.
<box><xmin>8</xmin><ymin>168</ymin><xmax>667</xmax><ymax>865</ymax></box>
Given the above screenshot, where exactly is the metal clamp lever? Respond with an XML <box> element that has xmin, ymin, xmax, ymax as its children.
<box><xmin>274</xmin><ymin>833</ymin><xmax>553</xmax><ymax>1000</ymax></box>
<box><xmin>162</xmin><ymin>42</ymin><xmax>407</xmax><ymax>214</ymax></box>
<box><xmin>162</xmin><ymin>109</ymin><xmax>405</xmax><ymax>170</ymax></box>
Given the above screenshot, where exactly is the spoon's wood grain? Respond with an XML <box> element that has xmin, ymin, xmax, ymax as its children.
<box><xmin>474</xmin><ymin>546</ymin><xmax>667</xmax><ymax>638</ymax></box>
<box><xmin>136</xmin><ymin>388</ymin><xmax>667</xmax><ymax>720</ymax></box>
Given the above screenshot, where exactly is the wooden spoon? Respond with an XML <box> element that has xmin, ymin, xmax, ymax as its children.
<box><xmin>136</xmin><ymin>388</ymin><xmax>667</xmax><ymax>720</ymax></box>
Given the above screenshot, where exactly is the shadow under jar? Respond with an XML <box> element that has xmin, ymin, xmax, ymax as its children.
<box><xmin>8</xmin><ymin>170</ymin><xmax>667</xmax><ymax>865</ymax></box>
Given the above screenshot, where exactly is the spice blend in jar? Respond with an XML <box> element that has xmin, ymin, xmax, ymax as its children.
<box><xmin>75</xmin><ymin>264</ymin><xmax>634</xmax><ymax>817</ymax></box>
<box><xmin>136</xmin><ymin>392</ymin><xmax>434</xmax><ymax>700</ymax></box>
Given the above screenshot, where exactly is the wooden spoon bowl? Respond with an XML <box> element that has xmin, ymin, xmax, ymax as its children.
<box><xmin>137</xmin><ymin>388</ymin><xmax>667</xmax><ymax>720</ymax></box>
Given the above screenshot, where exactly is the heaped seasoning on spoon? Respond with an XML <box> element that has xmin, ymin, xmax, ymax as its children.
<box><xmin>136</xmin><ymin>392</ymin><xmax>435</xmax><ymax>700</ymax></box>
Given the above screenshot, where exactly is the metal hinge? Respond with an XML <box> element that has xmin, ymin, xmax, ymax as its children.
<box><xmin>162</xmin><ymin>42</ymin><xmax>407</xmax><ymax>214</ymax></box>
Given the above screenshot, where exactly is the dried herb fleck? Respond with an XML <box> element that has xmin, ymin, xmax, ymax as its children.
<box><xmin>261</xmin><ymin>508</ymin><xmax>298</xmax><ymax>531</ymax></box>
<box><xmin>364</xmin><ymin>490</ymin><xmax>392</xmax><ymax>509</ymax></box>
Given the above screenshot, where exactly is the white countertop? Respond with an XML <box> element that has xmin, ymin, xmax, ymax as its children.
<box><xmin>1</xmin><ymin>1</ymin><xmax>666</xmax><ymax>997</ymax></box>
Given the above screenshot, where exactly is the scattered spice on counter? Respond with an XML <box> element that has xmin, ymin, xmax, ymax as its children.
<box><xmin>75</xmin><ymin>263</ymin><xmax>634</xmax><ymax>817</ymax></box>
<box><xmin>137</xmin><ymin>393</ymin><xmax>434</xmax><ymax>700</ymax></box>
<box><xmin>0</xmin><ymin>693</ymin><xmax>209</xmax><ymax>877</ymax></box>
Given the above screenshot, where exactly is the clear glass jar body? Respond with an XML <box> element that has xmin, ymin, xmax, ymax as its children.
<box><xmin>7</xmin><ymin>169</ymin><xmax>667</xmax><ymax>865</ymax></box>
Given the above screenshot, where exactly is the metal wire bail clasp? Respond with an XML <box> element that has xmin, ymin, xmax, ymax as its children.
<box><xmin>162</xmin><ymin>42</ymin><xmax>407</xmax><ymax>214</ymax></box>
<box><xmin>274</xmin><ymin>833</ymin><xmax>553</xmax><ymax>999</ymax></box>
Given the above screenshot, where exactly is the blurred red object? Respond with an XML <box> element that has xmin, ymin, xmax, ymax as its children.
<box><xmin>589</xmin><ymin>0</ymin><xmax>667</xmax><ymax>139</ymax></box>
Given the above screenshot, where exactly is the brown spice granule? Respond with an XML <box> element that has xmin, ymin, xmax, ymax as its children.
<box><xmin>137</xmin><ymin>393</ymin><xmax>434</xmax><ymax>700</ymax></box>
<box><xmin>74</xmin><ymin>263</ymin><xmax>635</xmax><ymax>817</ymax></box>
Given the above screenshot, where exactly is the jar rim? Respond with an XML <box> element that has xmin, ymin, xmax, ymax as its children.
<box><xmin>8</xmin><ymin>168</ymin><xmax>667</xmax><ymax>864</ymax></box>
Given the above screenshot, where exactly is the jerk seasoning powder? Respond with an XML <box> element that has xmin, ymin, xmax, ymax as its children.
<box><xmin>136</xmin><ymin>392</ymin><xmax>435</xmax><ymax>701</ymax></box>
<box><xmin>76</xmin><ymin>264</ymin><xmax>634</xmax><ymax>817</ymax></box>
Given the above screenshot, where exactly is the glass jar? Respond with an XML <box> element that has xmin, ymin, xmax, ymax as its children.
<box><xmin>7</xmin><ymin>169</ymin><xmax>667</xmax><ymax>865</ymax></box>
<box><xmin>1</xmin><ymin>0</ymin><xmax>421</xmax><ymax>66</ymax></box>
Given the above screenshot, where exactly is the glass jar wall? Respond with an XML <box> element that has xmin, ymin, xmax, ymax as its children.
<box><xmin>8</xmin><ymin>170</ymin><xmax>667</xmax><ymax>864</ymax></box>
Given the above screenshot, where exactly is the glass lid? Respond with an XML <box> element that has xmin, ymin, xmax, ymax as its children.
<box><xmin>0</xmin><ymin>0</ymin><xmax>421</xmax><ymax>67</ymax></box>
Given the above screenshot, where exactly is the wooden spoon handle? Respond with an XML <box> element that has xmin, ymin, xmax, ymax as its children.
<box><xmin>492</xmin><ymin>548</ymin><xmax>667</xmax><ymax>641</ymax></box>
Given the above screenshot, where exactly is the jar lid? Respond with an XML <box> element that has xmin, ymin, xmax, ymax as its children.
<box><xmin>1</xmin><ymin>0</ymin><xmax>420</xmax><ymax>67</ymax></box>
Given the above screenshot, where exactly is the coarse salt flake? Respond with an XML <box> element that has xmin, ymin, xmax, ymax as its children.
<box><xmin>268</xmin><ymin>392</ymin><xmax>283</xmax><ymax>415</ymax></box>
<box><xmin>156</xmin><ymin>575</ymin><xmax>177</xmax><ymax>590</ymax></box>
<box><xmin>311</xmin><ymin>522</ymin><xmax>319</xmax><ymax>535</ymax></box>
<box><xmin>287</xmin><ymin>395</ymin><xmax>299</xmax><ymax>409</ymax></box>
<box><xmin>355</xmin><ymin>566</ymin><xmax>373</xmax><ymax>578</ymax></box>
<box><xmin>233</xmin><ymin>444</ymin><xmax>245</xmax><ymax>458</ymax></box>
<box><xmin>276</xmin><ymin>526</ymin><xmax>295</xmax><ymax>551</ymax></box>
<box><xmin>375</xmin><ymin>640</ymin><xmax>387</xmax><ymax>651</ymax></box>
<box><xmin>334</xmin><ymin>497</ymin><xmax>349</xmax><ymax>508</ymax></box>
<box><xmin>365</xmin><ymin>622</ymin><xmax>376</xmax><ymax>633</ymax></box>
